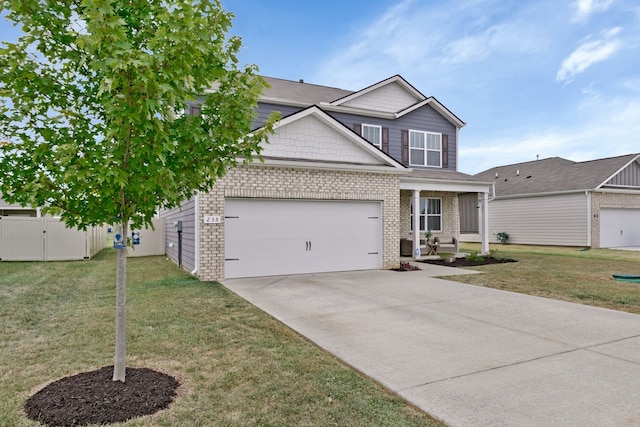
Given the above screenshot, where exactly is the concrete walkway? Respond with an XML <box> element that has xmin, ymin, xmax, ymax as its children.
<box><xmin>223</xmin><ymin>266</ymin><xmax>640</xmax><ymax>426</ymax></box>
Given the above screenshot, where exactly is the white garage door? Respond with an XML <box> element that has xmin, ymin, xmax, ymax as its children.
<box><xmin>600</xmin><ymin>208</ymin><xmax>640</xmax><ymax>248</ymax></box>
<box><xmin>224</xmin><ymin>199</ymin><xmax>382</xmax><ymax>278</ymax></box>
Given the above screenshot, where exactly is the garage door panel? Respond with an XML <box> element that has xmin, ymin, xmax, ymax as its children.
<box><xmin>600</xmin><ymin>208</ymin><xmax>640</xmax><ymax>248</ymax></box>
<box><xmin>225</xmin><ymin>199</ymin><xmax>382</xmax><ymax>278</ymax></box>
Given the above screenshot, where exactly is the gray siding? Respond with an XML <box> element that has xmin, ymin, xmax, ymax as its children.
<box><xmin>255</xmin><ymin>102</ymin><xmax>458</xmax><ymax>171</ymax></box>
<box><xmin>459</xmin><ymin>193</ymin><xmax>479</xmax><ymax>233</ymax></box>
<box><xmin>159</xmin><ymin>198</ymin><xmax>196</xmax><ymax>272</ymax></box>
<box><xmin>254</xmin><ymin>103</ymin><xmax>301</xmax><ymax>129</ymax></box>
<box><xmin>607</xmin><ymin>161</ymin><xmax>640</xmax><ymax>187</ymax></box>
<box><xmin>489</xmin><ymin>193</ymin><xmax>588</xmax><ymax>246</ymax></box>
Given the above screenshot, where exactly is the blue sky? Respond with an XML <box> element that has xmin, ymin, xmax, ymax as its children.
<box><xmin>2</xmin><ymin>0</ymin><xmax>639</xmax><ymax>174</ymax></box>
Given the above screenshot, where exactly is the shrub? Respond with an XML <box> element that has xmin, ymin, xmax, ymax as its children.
<box><xmin>496</xmin><ymin>232</ymin><xmax>510</xmax><ymax>244</ymax></box>
<box><xmin>466</xmin><ymin>251</ymin><xmax>485</xmax><ymax>263</ymax></box>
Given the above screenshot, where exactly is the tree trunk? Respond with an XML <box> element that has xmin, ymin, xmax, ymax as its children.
<box><xmin>113</xmin><ymin>222</ymin><xmax>128</xmax><ymax>382</ymax></box>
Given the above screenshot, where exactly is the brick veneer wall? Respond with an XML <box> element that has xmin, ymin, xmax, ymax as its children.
<box><xmin>399</xmin><ymin>190</ymin><xmax>460</xmax><ymax>241</ymax></box>
<box><xmin>591</xmin><ymin>192</ymin><xmax>640</xmax><ymax>248</ymax></box>
<box><xmin>197</xmin><ymin>165</ymin><xmax>400</xmax><ymax>281</ymax></box>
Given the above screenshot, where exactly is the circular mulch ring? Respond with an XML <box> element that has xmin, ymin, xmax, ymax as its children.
<box><xmin>24</xmin><ymin>366</ymin><xmax>179</xmax><ymax>427</ymax></box>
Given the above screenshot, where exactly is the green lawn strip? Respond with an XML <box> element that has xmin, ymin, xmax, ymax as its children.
<box><xmin>1</xmin><ymin>250</ymin><xmax>441</xmax><ymax>427</ymax></box>
<box><xmin>456</xmin><ymin>243</ymin><xmax>640</xmax><ymax>314</ymax></box>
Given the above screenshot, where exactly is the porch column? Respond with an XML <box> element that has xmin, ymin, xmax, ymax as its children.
<box><xmin>413</xmin><ymin>189</ymin><xmax>421</xmax><ymax>259</ymax></box>
<box><xmin>481</xmin><ymin>191</ymin><xmax>489</xmax><ymax>254</ymax></box>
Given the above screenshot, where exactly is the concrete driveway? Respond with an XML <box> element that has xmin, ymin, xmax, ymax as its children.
<box><xmin>223</xmin><ymin>266</ymin><xmax>640</xmax><ymax>426</ymax></box>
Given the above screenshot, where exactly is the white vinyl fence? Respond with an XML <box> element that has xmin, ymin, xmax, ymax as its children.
<box><xmin>0</xmin><ymin>217</ymin><xmax>107</xmax><ymax>261</ymax></box>
<box><xmin>126</xmin><ymin>219</ymin><xmax>166</xmax><ymax>257</ymax></box>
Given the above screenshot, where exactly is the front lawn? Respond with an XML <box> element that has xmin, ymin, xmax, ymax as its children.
<box><xmin>456</xmin><ymin>244</ymin><xmax>640</xmax><ymax>314</ymax></box>
<box><xmin>0</xmin><ymin>250</ymin><xmax>441</xmax><ymax>426</ymax></box>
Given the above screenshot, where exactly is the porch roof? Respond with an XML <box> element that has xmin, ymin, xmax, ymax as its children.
<box><xmin>400</xmin><ymin>169</ymin><xmax>492</xmax><ymax>193</ymax></box>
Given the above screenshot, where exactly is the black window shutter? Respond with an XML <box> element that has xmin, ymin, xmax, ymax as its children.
<box><xmin>401</xmin><ymin>130</ymin><xmax>409</xmax><ymax>165</ymax></box>
<box><xmin>353</xmin><ymin>123</ymin><xmax>362</xmax><ymax>135</ymax></box>
<box><xmin>382</xmin><ymin>127</ymin><xmax>389</xmax><ymax>153</ymax></box>
<box><xmin>442</xmin><ymin>134</ymin><xmax>449</xmax><ymax>168</ymax></box>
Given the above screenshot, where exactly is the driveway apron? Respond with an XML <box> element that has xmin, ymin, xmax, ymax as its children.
<box><xmin>223</xmin><ymin>267</ymin><xmax>640</xmax><ymax>426</ymax></box>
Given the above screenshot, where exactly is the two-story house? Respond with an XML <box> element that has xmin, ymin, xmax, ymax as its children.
<box><xmin>162</xmin><ymin>75</ymin><xmax>492</xmax><ymax>280</ymax></box>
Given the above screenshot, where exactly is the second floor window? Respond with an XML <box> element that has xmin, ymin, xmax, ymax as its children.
<box><xmin>361</xmin><ymin>124</ymin><xmax>382</xmax><ymax>148</ymax></box>
<box><xmin>409</xmin><ymin>130</ymin><xmax>441</xmax><ymax>167</ymax></box>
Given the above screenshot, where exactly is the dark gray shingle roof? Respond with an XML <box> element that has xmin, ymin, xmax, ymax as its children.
<box><xmin>408</xmin><ymin>168</ymin><xmax>490</xmax><ymax>183</ymax></box>
<box><xmin>475</xmin><ymin>154</ymin><xmax>639</xmax><ymax>197</ymax></box>
<box><xmin>262</xmin><ymin>77</ymin><xmax>354</xmax><ymax>105</ymax></box>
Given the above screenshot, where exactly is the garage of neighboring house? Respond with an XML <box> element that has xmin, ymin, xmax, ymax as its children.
<box><xmin>224</xmin><ymin>199</ymin><xmax>381</xmax><ymax>278</ymax></box>
<box><xmin>598</xmin><ymin>208</ymin><xmax>640</xmax><ymax>248</ymax></box>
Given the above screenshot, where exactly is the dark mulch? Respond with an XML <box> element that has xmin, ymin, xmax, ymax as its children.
<box><xmin>421</xmin><ymin>256</ymin><xmax>517</xmax><ymax>267</ymax></box>
<box><xmin>392</xmin><ymin>261</ymin><xmax>422</xmax><ymax>271</ymax></box>
<box><xmin>24</xmin><ymin>366</ymin><xmax>179</xmax><ymax>427</ymax></box>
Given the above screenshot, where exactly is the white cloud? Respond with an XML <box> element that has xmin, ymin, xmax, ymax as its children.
<box><xmin>443</xmin><ymin>21</ymin><xmax>545</xmax><ymax>64</ymax></box>
<box><xmin>556</xmin><ymin>27</ymin><xmax>623</xmax><ymax>83</ymax></box>
<box><xmin>572</xmin><ymin>0</ymin><xmax>615</xmax><ymax>22</ymax></box>
<box><xmin>314</xmin><ymin>0</ymin><xmax>550</xmax><ymax>89</ymax></box>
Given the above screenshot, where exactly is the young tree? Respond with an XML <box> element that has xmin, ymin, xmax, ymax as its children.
<box><xmin>0</xmin><ymin>0</ymin><xmax>278</xmax><ymax>382</ymax></box>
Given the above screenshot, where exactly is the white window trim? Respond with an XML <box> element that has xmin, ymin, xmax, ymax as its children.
<box><xmin>409</xmin><ymin>130</ymin><xmax>442</xmax><ymax>168</ymax></box>
<box><xmin>361</xmin><ymin>124</ymin><xmax>382</xmax><ymax>148</ymax></box>
<box><xmin>410</xmin><ymin>197</ymin><xmax>443</xmax><ymax>232</ymax></box>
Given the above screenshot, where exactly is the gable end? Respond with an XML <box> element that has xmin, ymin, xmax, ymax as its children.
<box><xmin>604</xmin><ymin>159</ymin><xmax>640</xmax><ymax>188</ymax></box>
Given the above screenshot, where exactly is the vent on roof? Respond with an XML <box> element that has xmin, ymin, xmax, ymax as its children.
<box><xmin>516</xmin><ymin>169</ymin><xmax>520</xmax><ymax>176</ymax></box>
<box><xmin>299</xmin><ymin>79</ymin><xmax>304</xmax><ymax>83</ymax></box>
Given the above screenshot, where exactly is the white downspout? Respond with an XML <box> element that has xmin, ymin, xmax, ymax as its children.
<box><xmin>482</xmin><ymin>191</ymin><xmax>490</xmax><ymax>254</ymax></box>
<box><xmin>191</xmin><ymin>194</ymin><xmax>200</xmax><ymax>275</ymax></box>
<box><xmin>413</xmin><ymin>189</ymin><xmax>421</xmax><ymax>259</ymax></box>
<box><xmin>586</xmin><ymin>191</ymin><xmax>592</xmax><ymax>247</ymax></box>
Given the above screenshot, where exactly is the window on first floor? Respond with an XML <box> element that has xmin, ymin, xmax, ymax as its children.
<box><xmin>361</xmin><ymin>124</ymin><xmax>382</xmax><ymax>148</ymax></box>
<box><xmin>410</xmin><ymin>197</ymin><xmax>442</xmax><ymax>232</ymax></box>
<box><xmin>409</xmin><ymin>130</ymin><xmax>441</xmax><ymax>167</ymax></box>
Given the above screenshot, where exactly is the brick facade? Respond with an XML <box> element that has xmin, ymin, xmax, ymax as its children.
<box><xmin>591</xmin><ymin>192</ymin><xmax>640</xmax><ymax>248</ymax></box>
<box><xmin>197</xmin><ymin>165</ymin><xmax>400</xmax><ymax>281</ymax></box>
<box><xmin>399</xmin><ymin>190</ymin><xmax>460</xmax><ymax>240</ymax></box>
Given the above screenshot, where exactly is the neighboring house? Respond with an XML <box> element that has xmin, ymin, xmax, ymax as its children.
<box><xmin>472</xmin><ymin>154</ymin><xmax>640</xmax><ymax>248</ymax></box>
<box><xmin>162</xmin><ymin>75</ymin><xmax>492</xmax><ymax>280</ymax></box>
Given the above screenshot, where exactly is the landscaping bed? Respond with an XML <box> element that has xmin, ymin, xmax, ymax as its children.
<box><xmin>421</xmin><ymin>256</ymin><xmax>517</xmax><ymax>267</ymax></box>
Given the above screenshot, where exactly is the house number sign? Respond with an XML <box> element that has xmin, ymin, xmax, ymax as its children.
<box><xmin>203</xmin><ymin>215</ymin><xmax>221</xmax><ymax>224</ymax></box>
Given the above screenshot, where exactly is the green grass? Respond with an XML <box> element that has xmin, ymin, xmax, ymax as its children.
<box><xmin>457</xmin><ymin>243</ymin><xmax>640</xmax><ymax>314</ymax></box>
<box><xmin>0</xmin><ymin>249</ymin><xmax>441</xmax><ymax>427</ymax></box>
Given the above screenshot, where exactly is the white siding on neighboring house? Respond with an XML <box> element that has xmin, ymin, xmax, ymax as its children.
<box><xmin>489</xmin><ymin>193</ymin><xmax>589</xmax><ymax>246</ymax></box>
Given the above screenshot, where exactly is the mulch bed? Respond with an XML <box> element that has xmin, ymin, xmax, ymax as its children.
<box><xmin>24</xmin><ymin>366</ymin><xmax>179</xmax><ymax>427</ymax></box>
<box><xmin>421</xmin><ymin>256</ymin><xmax>517</xmax><ymax>267</ymax></box>
<box><xmin>392</xmin><ymin>262</ymin><xmax>422</xmax><ymax>271</ymax></box>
